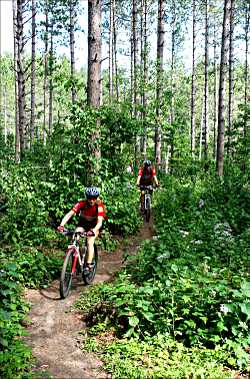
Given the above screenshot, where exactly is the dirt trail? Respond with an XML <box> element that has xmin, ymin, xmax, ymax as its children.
<box><xmin>24</xmin><ymin>220</ymin><xmax>154</xmax><ymax>379</ymax></box>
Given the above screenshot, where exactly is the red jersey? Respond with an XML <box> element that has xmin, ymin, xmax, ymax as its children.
<box><xmin>72</xmin><ymin>200</ymin><xmax>105</xmax><ymax>229</ymax></box>
<box><xmin>138</xmin><ymin>166</ymin><xmax>156</xmax><ymax>185</ymax></box>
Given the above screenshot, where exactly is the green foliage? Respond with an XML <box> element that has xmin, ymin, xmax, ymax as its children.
<box><xmin>76</xmin><ymin>171</ymin><xmax>250</xmax><ymax>376</ymax></box>
<box><xmin>83</xmin><ymin>335</ymin><xmax>235</xmax><ymax>378</ymax></box>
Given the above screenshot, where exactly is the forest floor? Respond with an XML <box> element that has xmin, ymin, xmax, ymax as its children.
<box><xmin>23</xmin><ymin>218</ymin><xmax>154</xmax><ymax>379</ymax></box>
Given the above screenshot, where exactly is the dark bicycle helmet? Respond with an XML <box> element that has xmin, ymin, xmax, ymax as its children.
<box><xmin>143</xmin><ymin>160</ymin><xmax>151</xmax><ymax>167</ymax></box>
<box><xmin>85</xmin><ymin>186</ymin><xmax>100</xmax><ymax>198</ymax></box>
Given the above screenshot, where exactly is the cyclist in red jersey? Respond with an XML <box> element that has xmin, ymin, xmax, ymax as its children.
<box><xmin>57</xmin><ymin>187</ymin><xmax>105</xmax><ymax>270</ymax></box>
<box><xmin>136</xmin><ymin>160</ymin><xmax>159</xmax><ymax>210</ymax></box>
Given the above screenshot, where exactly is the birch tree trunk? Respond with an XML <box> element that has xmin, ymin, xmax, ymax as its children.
<box><xmin>30</xmin><ymin>0</ymin><xmax>36</xmax><ymax>148</ymax></box>
<box><xmin>69</xmin><ymin>0</ymin><xmax>77</xmax><ymax>104</ymax></box>
<box><xmin>216</xmin><ymin>0</ymin><xmax>231</xmax><ymax>176</ymax></box>
<box><xmin>12</xmin><ymin>0</ymin><xmax>20</xmax><ymax>162</ymax></box>
<box><xmin>227</xmin><ymin>0</ymin><xmax>235</xmax><ymax>155</ymax></box>
<box><xmin>155</xmin><ymin>0</ymin><xmax>164</xmax><ymax>169</ymax></box>
<box><xmin>87</xmin><ymin>0</ymin><xmax>102</xmax><ymax>179</ymax></box>
<box><xmin>190</xmin><ymin>0</ymin><xmax>196</xmax><ymax>157</ymax></box>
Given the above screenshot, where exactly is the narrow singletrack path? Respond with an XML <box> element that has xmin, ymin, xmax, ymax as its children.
<box><xmin>24</xmin><ymin>220</ymin><xmax>154</xmax><ymax>379</ymax></box>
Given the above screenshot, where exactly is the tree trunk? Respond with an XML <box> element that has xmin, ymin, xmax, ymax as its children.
<box><xmin>213</xmin><ymin>11</ymin><xmax>218</xmax><ymax>160</ymax></box>
<box><xmin>169</xmin><ymin>0</ymin><xmax>176</xmax><ymax>170</ymax></box>
<box><xmin>155</xmin><ymin>0</ymin><xmax>164</xmax><ymax>169</ymax></box>
<box><xmin>203</xmin><ymin>0</ymin><xmax>209</xmax><ymax>160</ymax></box>
<box><xmin>190</xmin><ymin>0</ymin><xmax>196</xmax><ymax>157</ymax></box>
<box><xmin>43</xmin><ymin>0</ymin><xmax>49</xmax><ymax>145</ymax></box>
<box><xmin>141</xmin><ymin>0</ymin><xmax>148</xmax><ymax>157</ymax></box>
<box><xmin>87</xmin><ymin>0</ymin><xmax>102</xmax><ymax>179</ymax></box>
<box><xmin>216</xmin><ymin>0</ymin><xmax>231</xmax><ymax>176</ymax></box>
<box><xmin>113</xmin><ymin>0</ymin><xmax>119</xmax><ymax>101</ymax></box>
<box><xmin>12</xmin><ymin>0</ymin><xmax>20</xmax><ymax>162</ymax></box>
<box><xmin>109</xmin><ymin>0</ymin><xmax>114</xmax><ymax>101</ymax></box>
<box><xmin>48</xmin><ymin>26</ymin><xmax>53</xmax><ymax>137</ymax></box>
<box><xmin>30</xmin><ymin>0</ymin><xmax>36</xmax><ymax>148</ymax></box>
<box><xmin>69</xmin><ymin>0</ymin><xmax>77</xmax><ymax>104</ymax></box>
<box><xmin>244</xmin><ymin>3</ymin><xmax>250</xmax><ymax>138</ymax></box>
<box><xmin>227</xmin><ymin>0</ymin><xmax>235</xmax><ymax>155</ymax></box>
<box><xmin>16</xmin><ymin>0</ymin><xmax>26</xmax><ymax>158</ymax></box>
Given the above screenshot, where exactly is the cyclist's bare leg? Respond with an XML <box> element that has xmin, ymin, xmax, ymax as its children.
<box><xmin>75</xmin><ymin>227</ymin><xmax>85</xmax><ymax>257</ymax></box>
<box><xmin>86</xmin><ymin>230</ymin><xmax>99</xmax><ymax>264</ymax></box>
<box><xmin>140</xmin><ymin>190</ymin><xmax>145</xmax><ymax>211</ymax></box>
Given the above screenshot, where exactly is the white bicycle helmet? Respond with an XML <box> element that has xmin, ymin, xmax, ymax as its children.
<box><xmin>85</xmin><ymin>186</ymin><xmax>100</xmax><ymax>198</ymax></box>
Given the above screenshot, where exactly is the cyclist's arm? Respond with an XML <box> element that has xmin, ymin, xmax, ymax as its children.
<box><xmin>59</xmin><ymin>209</ymin><xmax>75</xmax><ymax>228</ymax></box>
<box><xmin>93</xmin><ymin>215</ymin><xmax>103</xmax><ymax>234</ymax></box>
<box><xmin>153</xmin><ymin>176</ymin><xmax>159</xmax><ymax>187</ymax></box>
<box><xmin>92</xmin><ymin>205</ymin><xmax>104</xmax><ymax>234</ymax></box>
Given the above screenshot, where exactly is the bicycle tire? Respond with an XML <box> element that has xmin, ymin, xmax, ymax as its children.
<box><xmin>82</xmin><ymin>245</ymin><xmax>98</xmax><ymax>285</ymax></box>
<box><xmin>60</xmin><ymin>249</ymin><xmax>74</xmax><ymax>298</ymax></box>
<box><xmin>145</xmin><ymin>198</ymin><xmax>151</xmax><ymax>222</ymax></box>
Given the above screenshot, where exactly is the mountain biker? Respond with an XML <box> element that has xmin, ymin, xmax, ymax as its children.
<box><xmin>57</xmin><ymin>186</ymin><xmax>105</xmax><ymax>271</ymax></box>
<box><xmin>136</xmin><ymin>160</ymin><xmax>159</xmax><ymax>211</ymax></box>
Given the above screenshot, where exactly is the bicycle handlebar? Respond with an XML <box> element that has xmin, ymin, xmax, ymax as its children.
<box><xmin>60</xmin><ymin>229</ymin><xmax>95</xmax><ymax>237</ymax></box>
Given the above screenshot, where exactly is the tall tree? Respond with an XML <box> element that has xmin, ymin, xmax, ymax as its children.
<box><xmin>141</xmin><ymin>0</ymin><xmax>148</xmax><ymax>157</ymax></box>
<box><xmin>30</xmin><ymin>0</ymin><xmax>36</xmax><ymax>148</ymax></box>
<box><xmin>16</xmin><ymin>0</ymin><xmax>27</xmax><ymax>158</ymax></box>
<box><xmin>69</xmin><ymin>0</ymin><xmax>77</xmax><ymax>104</ymax></box>
<box><xmin>12</xmin><ymin>0</ymin><xmax>20</xmax><ymax>162</ymax></box>
<box><xmin>190</xmin><ymin>0</ymin><xmax>196</xmax><ymax>156</ymax></box>
<box><xmin>243</xmin><ymin>1</ymin><xmax>250</xmax><ymax>138</ymax></box>
<box><xmin>109</xmin><ymin>0</ymin><xmax>114</xmax><ymax>101</ymax></box>
<box><xmin>155</xmin><ymin>0</ymin><xmax>164</xmax><ymax>168</ymax></box>
<box><xmin>216</xmin><ymin>0</ymin><xmax>231</xmax><ymax>176</ymax></box>
<box><xmin>87</xmin><ymin>0</ymin><xmax>102</xmax><ymax>179</ymax></box>
<box><xmin>227</xmin><ymin>0</ymin><xmax>235</xmax><ymax>155</ymax></box>
<box><xmin>203</xmin><ymin>0</ymin><xmax>209</xmax><ymax>160</ymax></box>
<box><xmin>43</xmin><ymin>0</ymin><xmax>49</xmax><ymax>144</ymax></box>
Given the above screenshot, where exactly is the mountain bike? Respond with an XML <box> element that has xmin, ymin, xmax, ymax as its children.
<box><xmin>59</xmin><ymin>229</ymin><xmax>98</xmax><ymax>299</ymax></box>
<box><xmin>140</xmin><ymin>185</ymin><xmax>153</xmax><ymax>223</ymax></box>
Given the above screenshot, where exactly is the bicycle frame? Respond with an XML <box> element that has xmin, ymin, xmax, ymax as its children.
<box><xmin>144</xmin><ymin>191</ymin><xmax>151</xmax><ymax>210</ymax></box>
<box><xmin>60</xmin><ymin>229</ymin><xmax>97</xmax><ymax>298</ymax></box>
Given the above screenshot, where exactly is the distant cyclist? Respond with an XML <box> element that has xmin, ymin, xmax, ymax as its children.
<box><xmin>57</xmin><ymin>187</ymin><xmax>106</xmax><ymax>271</ymax></box>
<box><xmin>136</xmin><ymin>160</ymin><xmax>159</xmax><ymax>210</ymax></box>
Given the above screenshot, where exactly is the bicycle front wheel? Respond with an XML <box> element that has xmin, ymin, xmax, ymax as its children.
<box><xmin>83</xmin><ymin>245</ymin><xmax>98</xmax><ymax>285</ymax></box>
<box><xmin>60</xmin><ymin>249</ymin><xmax>74</xmax><ymax>298</ymax></box>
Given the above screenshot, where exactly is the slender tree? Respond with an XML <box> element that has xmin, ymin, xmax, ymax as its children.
<box><xmin>69</xmin><ymin>0</ymin><xmax>77</xmax><ymax>104</ymax></box>
<box><xmin>141</xmin><ymin>0</ymin><xmax>148</xmax><ymax>157</ymax></box>
<box><xmin>30</xmin><ymin>0</ymin><xmax>36</xmax><ymax>147</ymax></box>
<box><xmin>155</xmin><ymin>0</ymin><xmax>164</xmax><ymax>169</ymax></box>
<box><xmin>216</xmin><ymin>0</ymin><xmax>231</xmax><ymax>176</ymax></box>
<box><xmin>243</xmin><ymin>1</ymin><xmax>250</xmax><ymax>137</ymax></box>
<box><xmin>16</xmin><ymin>0</ymin><xmax>26</xmax><ymax>158</ymax></box>
<box><xmin>43</xmin><ymin>0</ymin><xmax>49</xmax><ymax>145</ymax></box>
<box><xmin>87</xmin><ymin>0</ymin><xmax>102</xmax><ymax>178</ymax></box>
<box><xmin>227</xmin><ymin>0</ymin><xmax>235</xmax><ymax>155</ymax></box>
<box><xmin>12</xmin><ymin>0</ymin><xmax>20</xmax><ymax>162</ymax></box>
<box><xmin>203</xmin><ymin>0</ymin><xmax>209</xmax><ymax>160</ymax></box>
<box><xmin>190</xmin><ymin>0</ymin><xmax>197</xmax><ymax>157</ymax></box>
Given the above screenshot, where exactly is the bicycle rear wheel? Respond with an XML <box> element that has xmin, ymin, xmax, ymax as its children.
<box><xmin>145</xmin><ymin>198</ymin><xmax>151</xmax><ymax>222</ymax></box>
<box><xmin>60</xmin><ymin>249</ymin><xmax>74</xmax><ymax>298</ymax></box>
<box><xmin>83</xmin><ymin>245</ymin><xmax>98</xmax><ymax>285</ymax></box>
